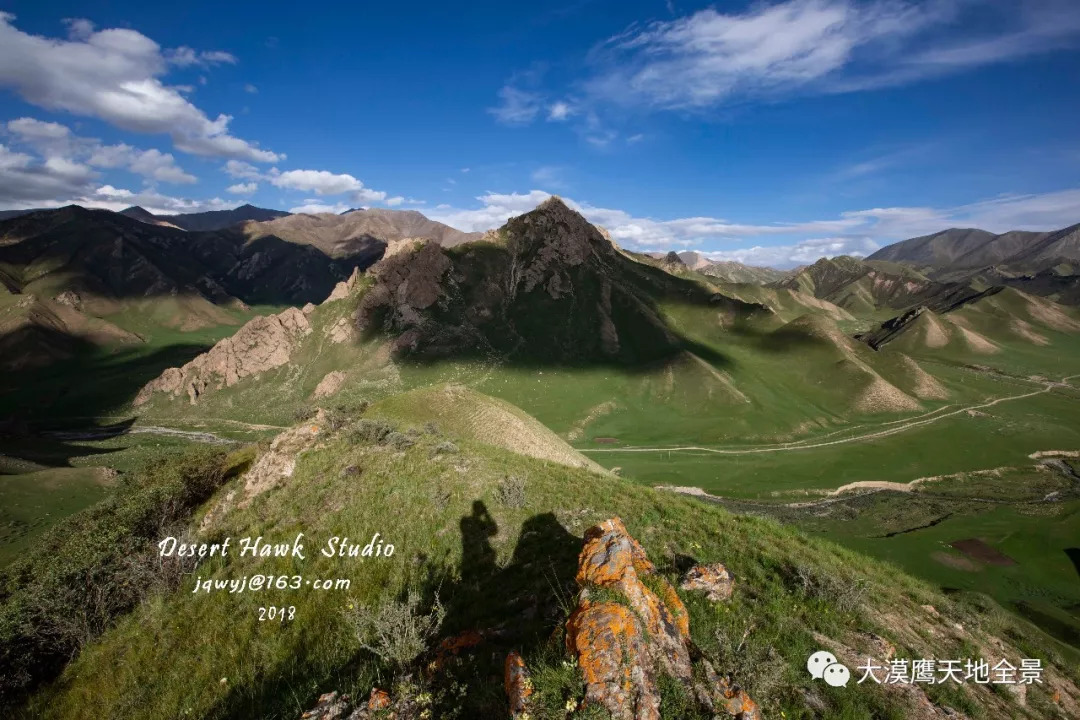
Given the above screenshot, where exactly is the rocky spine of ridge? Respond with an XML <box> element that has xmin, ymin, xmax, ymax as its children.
<box><xmin>135</xmin><ymin>269</ymin><xmax>364</xmax><ymax>406</ymax></box>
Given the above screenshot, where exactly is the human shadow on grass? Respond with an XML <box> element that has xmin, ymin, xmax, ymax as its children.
<box><xmin>417</xmin><ymin>501</ymin><xmax>583</xmax><ymax>716</ymax></box>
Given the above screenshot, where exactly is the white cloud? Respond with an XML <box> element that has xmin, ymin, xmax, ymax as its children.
<box><xmin>7</xmin><ymin>116</ymin><xmax>197</xmax><ymax>184</ymax></box>
<box><xmin>244</xmin><ymin>83</ymin><xmax>258</xmax><ymax>94</ymax></box>
<box><xmin>493</xmin><ymin>0</ymin><xmax>1080</xmax><ymax>118</ymax></box>
<box><xmin>268</xmin><ymin>168</ymin><xmax>391</xmax><ymax>205</ymax></box>
<box><xmin>270</xmin><ymin>169</ymin><xmax>364</xmax><ymax>195</ymax></box>
<box><xmin>288</xmin><ymin>200</ymin><xmax>352</xmax><ymax>214</ymax></box>
<box><xmin>80</xmin><ymin>184</ymin><xmax>238</xmax><ymax>215</ymax></box>
<box><xmin>224</xmin><ymin>159</ymin><xmax>262</xmax><ymax>179</ymax></box>
<box><xmin>488</xmin><ymin>86</ymin><xmax>542</xmax><ymax>125</ymax></box>
<box><xmin>700</xmin><ymin>237</ymin><xmax>881</xmax><ymax>267</ymax></box>
<box><xmin>0</xmin><ymin>145</ymin><xmax>230</xmax><ymax>213</ymax></box>
<box><xmin>226</xmin><ymin>181</ymin><xmax>257</xmax><ymax>195</ymax></box>
<box><xmin>125</xmin><ymin>147</ymin><xmax>196</xmax><ymax>184</ymax></box>
<box><xmin>165</xmin><ymin>46</ymin><xmax>237</xmax><ymax>68</ymax></box>
<box><xmin>0</xmin><ymin>14</ymin><xmax>279</xmax><ymax>163</ymax></box>
<box><xmin>547</xmin><ymin>101</ymin><xmax>573</xmax><ymax>121</ymax></box>
<box><xmin>385</xmin><ymin>196</ymin><xmax>404</xmax><ymax>206</ymax></box>
<box><xmin>426</xmin><ymin>186</ymin><xmax>1080</xmax><ymax>267</ymax></box>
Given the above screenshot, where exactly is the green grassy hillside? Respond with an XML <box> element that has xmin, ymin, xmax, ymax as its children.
<box><xmin>6</xmin><ymin>397</ymin><xmax>1078</xmax><ymax>719</ymax></box>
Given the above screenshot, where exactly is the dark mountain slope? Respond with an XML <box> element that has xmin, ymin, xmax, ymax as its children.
<box><xmin>357</xmin><ymin>197</ymin><xmax>769</xmax><ymax>365</ymax></box>
<box><xmin>121</xmin><ymin>203</ymin><xmax>291</xmax><ymax>231</ymax></box>
<box><xmin>867</xmin><ymin>227</ymin><xmax>1046</xmax><ymax>270</ymax></box>
<box><xmin>775</xmin><ymin>255</ymin><xmax>948</xmax><ymax>315</ymax></box>
<box><xmin>0</xmin><ymin>206</ymin><xmax>354</xmax><ymax>308</ymax></box>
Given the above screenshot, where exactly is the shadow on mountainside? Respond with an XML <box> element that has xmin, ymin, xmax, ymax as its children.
<box><xmin>0</xmin><ymin>206</ymin><xmax>372</xmax><ymax>308</ymax></box>
<box><xmin>0</xmin><ymin>333</ymin><xmax>213</xmax><ymax>425</ymax></box>
<box><xmin>1067</xmin><ymin>548</ymin><xmax>1080</xmax><ymax>581</ymax></box>
<box><xmin>354</xmin><ymin>234</ymin><xmax>774</xmax><ymax>372</ymax></box>
<box><xmin>0</xmin><ymin>326</ymin><xmax>217</xmax><ymax>467</ymax></box>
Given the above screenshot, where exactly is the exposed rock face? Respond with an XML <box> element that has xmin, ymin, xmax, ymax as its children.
<box><xmin>312</xmin><ymin>370</ymin><xmax>347</xmax><ymax>399</ymax></box>
<box><xmin>239</xmin><ymin>411</ymin><xmax>327</xmax><ymax>506</ymax></box>
<box><xmin>356</xmin><ymin>239</ymin><xmax>453</xmax><ymax>353</ymax></box>
<box><xmin>325</xmin><ymin>266</ymin><xmax>363</xmax><ymax>303</ymax></box>
<box><xmin>135</xmin><ymin>306</ymin><xmax>312</xmax><ymax>405</ymax></box>
<box><xmin>564</xmin><ymin>518</ymin><xmax>759</xmax><ymax>720</ymax></box>
<box><xmin>680</xmin><ymin>562</ymin><xmax>735</xmax><ymax>603</ymax></box>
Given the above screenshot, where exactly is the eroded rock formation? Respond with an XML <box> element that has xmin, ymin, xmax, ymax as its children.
<box><xmin>135</xmin><ymin>305</ymin><xmax>312</xmax><ymax>405</ymax></box>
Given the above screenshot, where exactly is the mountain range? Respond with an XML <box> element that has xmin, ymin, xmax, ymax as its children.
<box><xmin>3</xmin><ymin>197</ymin><xmax>1080</xmax><ymax>720</ymax></box>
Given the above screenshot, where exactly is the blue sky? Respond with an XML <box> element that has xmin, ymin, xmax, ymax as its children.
<box><xmin>1</xmin><ymin>0</ymin><xmax>1079</xmax><ymax>266</ymax></box>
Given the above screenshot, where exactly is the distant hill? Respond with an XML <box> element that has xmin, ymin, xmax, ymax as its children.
<box><xmin>121</xmin><ymin>203</ymin><xmax>291</xmax><ymax>231</ymax></box>
<box><xmin>648</xmin><ymin>251</ymin><xmax>788</xmax><ymax>284</ymax></box>
<box><xmin>0</xmin><ymin>206</ymin><xmax>358</xmax><ymax>369</ymax></box>
<box><xmin>243</xmin><ymin>208</ymin><xmax>482</xmax><ymax>261</ymax></box>
<box><xmin>775</xmin><ymin>255</ymin><xmax>948</xmax><ymax>315</ymax></box>
<box><xmin>868</xmin><ymin>223</ymin><xmax>1080</xmax><ymax>277</ymax></box>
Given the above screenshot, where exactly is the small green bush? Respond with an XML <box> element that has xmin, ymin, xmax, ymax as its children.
<box><xmin>385</xmin><ymin>431</ymin><xmax>415</xmax><ymax>451</ymax></box>
<box><xmin>343</xmin><ymin>591</ymin><xmax>446</xmax><ymax>669</ymax></box>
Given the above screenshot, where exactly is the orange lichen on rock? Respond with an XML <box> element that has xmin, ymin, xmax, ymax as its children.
<box><xmin>565</xmin><ymin>517</ymin><xmax>760</xmax><ymax>720</ymax></box>
<box><xmin>680</xmin><ymin>562</ymin><xmax>735</xmax><ymax>603</ymax></box>
<box><xmin>576</xmin><ymin>517</ymin><xmax>654</xmax><ymax>587</ymax></box>
<box><xmin>661</xmin><ymin>579</ymin><xmax>690</xmax><ymax>639</ymax></box>
<box><xmin>504</xmin><ymin>651</ymin><xmax>533</xmax><ymax>717</ymax></box>
<box><xmin>432</xmin><ymin>628</ymin><xmax>486</xmax><ymax>671</ymax></box>
<box><xmin>565</xmin><ymin>600</ymin><xmax>658</xmax><ymax>720</ymax></box>
<box><xmin>367</xmin><ymin>688</ymin><xmax>391</xmax><ymax>710</ymax></box>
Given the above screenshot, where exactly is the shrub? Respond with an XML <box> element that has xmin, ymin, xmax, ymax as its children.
<box><xmin>385</xmin><ymin>431</ymin><xmax>415</xmax><ymax>451</ymax></box>
<box><xmin>343</xmin><ymin>591</ymin><xmax>446</xmax><ymax>669</ymax></box>
<box><xmin>0</xmin><ymin>447</ymin><xmax>235</xmax><ymax>705</ymax></box>
<box><xmin>432</xmin><ymin>441</ymin><xmax>459</xmax><ymax>456</ymax></box>
<box><xmin>792</xmin><ymin>564</ymin><xmax>869</xmax><ymax>614</ymax></box>
<box><xmin>293</xmin><ymin>405</ymin><xmax>317</xmax><ymax>422</ymax></box>
<box><xmin>495</xmin><ymin>475</ymin><xmax>527</xmax><ymax>508</ymax></box>
<box><xmin>711</xmin><ymin>620</ymin><xmax>787</xmax><ymax>709</ymax></box>
<box><xmin>349</xmin><ymin>419</ymin><xmax>394</xmax><ymax>444</ymax></box>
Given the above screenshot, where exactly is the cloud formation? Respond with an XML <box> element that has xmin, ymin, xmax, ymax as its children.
<box><xmin>0</xmin><ymin>14</ymin><xmax>280</xmax><ymax>163</ymax></box>
<box><xmin>428</xmin><ymin>186</ymin><xmax>1080</xmax><ymax>267</ymax></box>
<box><xmin>495</xmin><ymin>0</ymin><xmax>1080</xmax><ymax>122</ymax></box>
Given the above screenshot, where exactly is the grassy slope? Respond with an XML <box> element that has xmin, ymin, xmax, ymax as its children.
<box><xmin>0</xmin><ymin>468</ymin><xmax>113</xmax><ymax>565</ymax></box>
<box><xmin>21</xmin><ymin>400</ymin><xmax>1078</xmax><ymax>720</ymax></box>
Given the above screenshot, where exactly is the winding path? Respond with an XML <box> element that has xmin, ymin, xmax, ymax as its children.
<box><xmin>583</xmin><ymin>374</ymin><xmax>1079</xmax><ymax>457</ymax></box>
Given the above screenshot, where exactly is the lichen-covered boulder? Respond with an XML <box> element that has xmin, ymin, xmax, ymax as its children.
<box><xmin>680</xmin><ymin>562</ymin><xmax>735</xmax><ymax>603</ymax></box>
<box><xmin>565</xmin><ymin>517</ymin><xmax>759</xmax><ymax>720</ymax></box>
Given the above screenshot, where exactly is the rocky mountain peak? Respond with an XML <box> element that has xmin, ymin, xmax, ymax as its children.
<box><xmin>502</xmin><ymin>197</ymin><xmax>618</xmax><ymax>276</ymax></box>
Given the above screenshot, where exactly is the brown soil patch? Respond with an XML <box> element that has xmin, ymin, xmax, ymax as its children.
<box><xmin>931</xmin><ymin>551</ymin><xmax>981</xmax><ymax>572</ymax></box>
<box><xmin>950</xmin><ymin>538</ymin><xmax>1016</xmax><ymax>566</ymax></box>
<box><xmin>592</xmin><ymin>437</ymin><xmax>619</xmax><ymax>444</ymax></box>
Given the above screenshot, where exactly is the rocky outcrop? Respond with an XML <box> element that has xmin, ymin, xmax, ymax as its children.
<box><xmin>680</xmin><ymin>562</ymin><xmax>735</xmax><ymax>603</ymax></box>
<box><xmin>238</xmin><ymin>410</ymin><xmax>327</xmax><ymax>506</ymax></box>
<box><xmin>356</xmin><ymin>239</ymin><xmax>452</xmax><ymax>346</ymax></box>
<box><xmin>564</xmin><ymin>518</ymin><xmax>759</xmax><ymax>720</ymax></box>
<box><xmin>135</xmin><ymin>306</ymin><xmax>312</xmax><ymax>405</ymax></box>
